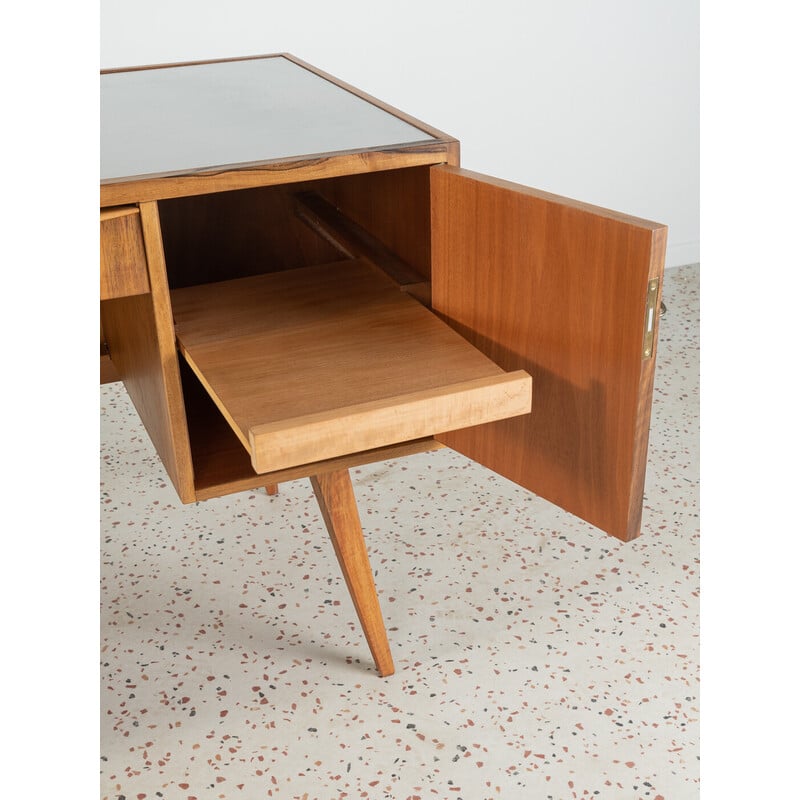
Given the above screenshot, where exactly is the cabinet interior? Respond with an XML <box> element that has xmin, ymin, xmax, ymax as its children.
<box><xmin>159</xmin><ymin>168</ymin><xmax>430</xmax><ymax>494</ymax></box>
<box><xmin>155</xmin><ymin>167</ymin><xmax>528</xmax><ymax>497</ymax></box>
<box><xmin>158</xmin><ymin>166</ymin><xmax>433</xmax><ymax>290</ymax></box>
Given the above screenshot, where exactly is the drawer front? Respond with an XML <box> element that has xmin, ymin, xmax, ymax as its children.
<box><xmin>100</xmin><ymin>206</ymin><xmax>150</xmax><ymax>299</ymax></box>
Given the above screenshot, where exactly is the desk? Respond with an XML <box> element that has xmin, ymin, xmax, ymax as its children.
<box><xmin>100</xmin><ymin>54</ymin><xmax>666</xmax><ymax>676</ymax></box>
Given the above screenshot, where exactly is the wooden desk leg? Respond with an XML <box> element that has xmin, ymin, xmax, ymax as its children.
<box><xmin>265</xmin><ymin>483</ymin><xmax>279</xmax><ymax>496</ymax></box>
<box><xmin>310</xmin><ymin>470</ymin><xmax>395</xmax><ymax>677</ymax></box>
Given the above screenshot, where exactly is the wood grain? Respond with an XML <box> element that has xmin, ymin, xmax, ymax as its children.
<box><xmin>101</xmin><ymin>53</ymin><xmax>289</xmax><ymax>75</ymax></box>
<box><xmin>101</xmin><ymin>202</ymin><xmax>196</xmax><ymax>502</ymax></box>
<box><xmin>100</xmin><ymin>205</ymin><xmax>140</xmax><ymax>221</ymax></box>
<box><xmin>319</xmin><ymin>166</ymin><xmax>437</xmax><ymax>280</ymax></box>
<box><xmin>100</xmin><ymin>318</ymin><xmax>119</xmax><ymax>384</ymax></box>
<box><xmin>171</xmin><ymin>259</ymin><xmax>530</xmax><ymax>474</ymax></box>
<box><xmin>294</xmin><ymin>191</ymin><xmax>427</xmax><ymax>288</ymax></box>
<box><xmin>100</xmin><ymin>145</ymin><xmax>451</xmax><ymax>207</ymax></box>
<box><xmin>431</xmin><ymin>166</ymin><xmax>667</xmax><ymax>541</ymax></box>
<box><xmin>180</xmin><ymin>355</ymin><xmax>444</xmax><ymax>500</ymax></box>
<box><xmin>247</xmin><ymin>371</ymin><xmax>530</xmax><ymax>474</ymax></box>
<box><xmin>623</xmin><ymin>231</ymin><xmax>668</xmax><ymax>537</ymax></box>
<box><xmin>158</xmin><ymin>183</ymin><xmax>342</xmax><ymax>289</ymax></box>
<box><xmin>311</xmin><ymin>469</ymin><xmax>395</xmax><ymax>677</ymax></box>
<box><xmin>194</xmin><ymin>440</ymin><xmax>444</xmax><ymax>502</ymax></box>
<box><xmin>100</xmin><ymin>207</ymin><xmax>150</xmax><ymax>300</ymax></box>
<box><xmin>100</xmin><ymin>352</ymin><xmax>120</xmax><ymax>384</ymax></box>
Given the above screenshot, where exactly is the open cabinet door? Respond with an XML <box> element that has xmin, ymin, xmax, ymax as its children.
<box><xmin>431</xmin><ymin>166</ymin><xmax>667</xmax><ymax>541</ymax></box>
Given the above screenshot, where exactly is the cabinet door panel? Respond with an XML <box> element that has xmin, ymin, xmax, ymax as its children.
<box><xmin>431</xmin><ymin>166</ymin><xmax>667</xmax><ymax>541</ymax></box>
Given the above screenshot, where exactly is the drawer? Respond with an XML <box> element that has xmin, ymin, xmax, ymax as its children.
<box><xmin>171</xmin><ymin>259</ymin><xmax>531</xmax><ymax>474</ymax></box>
<box><xmin>100</xmin><ymin>206</ymin><xmax>150</xmax><ymax>299</ymax></box>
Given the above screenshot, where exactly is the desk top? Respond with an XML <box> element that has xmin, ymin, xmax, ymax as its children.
<box><xmin>101</xmin><ymin>55</ymin><xmax>441</xmax><ymax>186</ymax></box>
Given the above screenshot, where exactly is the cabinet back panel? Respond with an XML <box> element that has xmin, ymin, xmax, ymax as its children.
<box><xmin>158</xmin><ymin>183</ymin><xmax>343</xmax><ymax>288</ymax></box>
<box><xmin>318</xmin><ymin>167</ymin><xmax>432</xmax><ymax>280</ymax></box>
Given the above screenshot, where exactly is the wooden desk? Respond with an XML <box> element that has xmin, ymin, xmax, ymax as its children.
<box><xmin>100</xmin><ymin>54</ymin><xmax>666</xmax><ymax>677</ymax></box>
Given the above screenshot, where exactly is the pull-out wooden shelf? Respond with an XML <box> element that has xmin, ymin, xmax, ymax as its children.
<box><xmin>171</xmin><ymin>259</ymin><xmax>532</xmax><ymax>474</ymax></box>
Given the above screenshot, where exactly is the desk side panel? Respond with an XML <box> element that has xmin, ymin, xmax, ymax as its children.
<box><xmin>101</xmin><ymin>201</ymin><xmax>196</xmax><ymax>502</ymax></box>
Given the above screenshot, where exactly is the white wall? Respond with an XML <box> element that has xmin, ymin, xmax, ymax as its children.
<box><xmin>101</xmin><ymin>0</ymin><xmax>699</xmax><ymax>268</ymax></box>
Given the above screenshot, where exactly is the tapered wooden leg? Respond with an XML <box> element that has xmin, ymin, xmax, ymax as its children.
<box><xmin>265</xmin><ymin>483</ymin><xmax>279</xmax><ymax>496</ymax></box>
<box><xmin>310</xmin><ymin>469</ymin><xmax>395</xmax><ymax>677</ymax></box>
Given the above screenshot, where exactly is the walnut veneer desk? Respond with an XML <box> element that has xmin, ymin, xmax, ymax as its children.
<box><xmin>100</xmin><ymin>54</ymin><xmax>666</xmax><ymax>677</ymax></box>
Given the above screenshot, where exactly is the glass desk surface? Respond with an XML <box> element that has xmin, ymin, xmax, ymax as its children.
<box><xmin>101</xmin><ymin>56</ymin><xmax>436</xmax><ymax>183</ymax></box>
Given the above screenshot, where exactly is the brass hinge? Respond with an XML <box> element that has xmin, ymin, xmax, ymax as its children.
<box><xmin>642</xmin><ymin>278</ymin><xmax>660</xmax><ymax>359</ymax></box>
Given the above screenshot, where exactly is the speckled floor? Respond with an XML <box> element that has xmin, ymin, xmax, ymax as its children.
<box><xmin>100</xmin><ymin>263</ymin><xmax>699</xmax><ymax>800</ymax></box>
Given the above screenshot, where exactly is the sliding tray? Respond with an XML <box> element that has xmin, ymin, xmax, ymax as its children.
<box><xmin>171</xmin><ymin>259</ymin><xmax>531</xmax><ymax>474</ymax></box>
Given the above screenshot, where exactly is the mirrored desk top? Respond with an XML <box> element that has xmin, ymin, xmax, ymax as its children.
<box><xmin>101</xmin><ymin>55</ymin><xmax>438</xmax><ymax>184</ymax></box>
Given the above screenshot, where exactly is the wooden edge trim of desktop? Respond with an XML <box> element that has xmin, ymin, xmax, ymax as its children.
<box><xmin>100</xmin><ymin>144</ymin><xmax>459</xmax><ymax>206</ymax></box>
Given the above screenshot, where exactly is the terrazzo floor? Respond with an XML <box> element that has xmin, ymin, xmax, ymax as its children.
<box><xmin>100</xmin><ymin>263</ymin><xmax>699</xmax><ymax>800</ymax></box>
